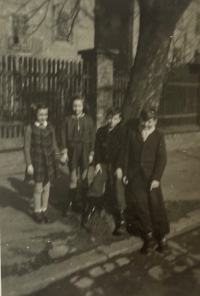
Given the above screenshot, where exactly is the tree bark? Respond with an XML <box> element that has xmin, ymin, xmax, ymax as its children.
<box><xmin>122</xmin><ymin>0</ymin><xmax>192</xmax><ymax>121</ymax></box>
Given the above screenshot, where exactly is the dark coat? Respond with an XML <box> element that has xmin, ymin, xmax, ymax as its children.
<box><xmin>122</xmin><ymin>124</ymin><xmax>169</xmax><ymax>238</ymax></box>
<box><xmin>123</xmin><ymin>126</ymin><xmax>167</xmax><ymax>182</ymax></box>
<box><xmin>94</xmin><ymin>122</ymin><xmax>127</xmax><ymax>170</ymax></box>
<box><xmin>61</xmin><ymin>115</ymin><xmax>95</xmax><ymax>171</ymax></box>
<box><xmin>25</xmin><ymin>123</ymin><xmax>60</xmax><ymax>182</ymax></box>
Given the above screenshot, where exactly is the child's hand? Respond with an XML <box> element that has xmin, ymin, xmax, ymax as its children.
<box><xmin>94</xmin><ymin>164</ymin><xmax>102</xmax><ymax>176</ymax></box>
<box><xmin>150</xmin><ymin>180</ymin><xmax>160</xmax><ymax>191</ymax></box>
<box><xmin>89</xmin><ymin>154</ymin><xmax>94</xmax><ymax>164</ymax></box>
<box><xmin>115</xmin><ymin>168</ymin><xmax>123</xmax><ymax>180</ymax></box>
<box><xmin>60</xmin><ymin>153</ymin><xmax>68</xmax><ymax>164</ymax></box>
<box><xmin>27</xmin><ymin>164</ymin><xmax>34</xmax><ymax>175</ymax></box>
<box><xmin>123</xmin><ymin>176</ymin><xmax>129</xmax><ymax>185</ymax></box>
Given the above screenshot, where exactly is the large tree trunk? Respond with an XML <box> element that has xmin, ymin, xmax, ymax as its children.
<box><xmin>122</xmin><ymin>0</ymin><xmax>192</xmax><ymax>121</ymax></box>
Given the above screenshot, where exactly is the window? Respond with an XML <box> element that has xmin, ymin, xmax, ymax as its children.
<box><xmin>56</xmin><ymin>12</ymin><xmax>71</xmax><ymax>40</ymax></box>
<box><xmin>10</xmin><ymin>15</ymin><xmax>31</xmax><ymax>51</ymax></box>
<box><xmin>195</xmin><ymin>13</ymin><xmax>200</xmax><ymax>34</ymax></box>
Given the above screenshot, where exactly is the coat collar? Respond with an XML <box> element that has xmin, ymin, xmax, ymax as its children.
<box><xmin>71</xmin><ymin>113</ymin><xmax>85</xmax><ymax>119</ymax></box>
<box><xmin>34</xmin><ymin>121</ymin><xmax>48</xmax><ymax>128</ymax></box>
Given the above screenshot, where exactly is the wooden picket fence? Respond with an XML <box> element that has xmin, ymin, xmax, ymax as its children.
<box><xmin>0</xmin><ymin>55</ymin><xmax>91</xmax><ymax>138</ymax></box>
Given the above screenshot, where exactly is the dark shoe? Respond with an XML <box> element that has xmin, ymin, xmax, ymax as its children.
<box><xmin>140</xmin><ymin>232</ymin><xmax>154</xmax><ymax>254</ymax></box>
<box><xmin>62</xmin><ymin>200</ymin><xmax>73</xmax><ymax>217</ymax></box>
<box><xmin>42</xmin><ymin>210</ymin><xmax>51</xmax><ymax>223</ymax></box>
<box><xmin>33</xmin><ymin>212</ymin><xmax>44</xmax><ymax>224</ymax></box>
<box><xmin>112</xmin><ymin>210</ymin><xmax>125</xmax><ymax>236</ymax></box>
<box><xmin>62</xmin><ymin>188</ymin><xmax>76</xmax><ymax>217</ymax></box>
<box><xmin>156</xmin><ymin>237</ymin><xmax>168</xmax><ymax>253</ymax></box>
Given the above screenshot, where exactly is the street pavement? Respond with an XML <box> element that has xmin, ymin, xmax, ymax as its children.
<box><xmin>25</xmin><ymin>226</ymin><xmax>200</xmax><ymax>296</ymax></box>
<box><xmin>1</xmin><ymin>145</ymin><xmax>200</xmax><ymax>295</ymax></box>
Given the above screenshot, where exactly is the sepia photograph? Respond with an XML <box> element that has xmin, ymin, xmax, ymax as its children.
<box><xmin>1</xmin><ymin>0</ymin><xmax>200</xmax><ymax>295</ymax></box>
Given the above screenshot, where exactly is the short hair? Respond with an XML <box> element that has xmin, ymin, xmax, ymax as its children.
<box><xmin>140</xmin><ymin>107</ymin><xmax>157</xmax><ymax>121</ymax></box>
<box><xmin>30</xmin><ymin>102</ymin><xmax>48</xmax><ymax>120</ymax></box>
<box><xmin>106</xmin><ymin>106</ymin><xmax>122</xmax><ymax>118</ymax></box>
<box><xmin>68</xmin><ymin>94</ymin><xmax>89</xmax><ymax>115</ymax></box>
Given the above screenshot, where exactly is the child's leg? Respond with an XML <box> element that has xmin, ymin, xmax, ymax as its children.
<box><xmin>62</xmin><ymin>169</ymin><xmax>78</xmax><ymax>216</ymax></box>
<box><xmin>80</xmin><ymin>168</ymin><xmax>89</xmax><ymax>214</ymax></box>
<box><xmin>41</xmin><ymin>181</ymin><xmax>51</xmax><ymax>223</ymax></box>
<box><xmin>41</xmin><ymin>181</ymin><xmax>50</xmax><ymax>212</ymax></box>
<box><xmin>111</xmin><ymin>175</ymin><xmax>126</xmax><ymax>235</ymax></box>
<box><xmin>33</xmin><ymin>182</ymin><xmax>43</xmax><ymax>213</ymax></box>
<box><xmin>33</xmin><ymin>182</ymin><xmax>44</xmax><ymax>223</ymax></box>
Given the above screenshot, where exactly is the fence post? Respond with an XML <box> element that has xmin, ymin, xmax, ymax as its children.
<box><xmin>79</xmin><ymin>49</ymin><xmax>117</xmax><ymax>129</ymax></box>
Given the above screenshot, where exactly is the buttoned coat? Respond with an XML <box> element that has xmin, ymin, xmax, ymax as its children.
<box><xmin>123</xmin><ymin>126</ymin><xmax>167</xmax><ymax>182</ymax></box>
<box><xmin>122</xmin><ymin>123</ymin><xmax>169</xmax><ymax>239</ymax></box>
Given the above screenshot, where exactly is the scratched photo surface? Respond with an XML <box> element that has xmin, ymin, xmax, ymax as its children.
<box><xmin>1</xmin><ymin>0</ymin><xmax>200</xmax><ymax>295</ymax></box>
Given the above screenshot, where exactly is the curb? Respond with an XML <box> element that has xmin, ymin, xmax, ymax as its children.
<box><xmin>2</xmin><ymin>209</ymin><xmax>200</xmax><ymax>296</ymax></box>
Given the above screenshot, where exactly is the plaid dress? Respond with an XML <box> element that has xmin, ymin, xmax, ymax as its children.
<box><xmin>25</xmin><ymin>123</ymin><xmax>60</xmax><ymax>182</ymax></box>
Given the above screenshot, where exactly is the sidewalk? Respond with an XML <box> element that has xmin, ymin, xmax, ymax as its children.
<box><xmin>1</xmin><ymin>145</ymin><xmax>200</xmax><ymax>295</ymax></box>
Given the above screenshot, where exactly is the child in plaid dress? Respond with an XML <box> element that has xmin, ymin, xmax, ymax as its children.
<box><xmin>24</xmin><ymin>103</ymin><xmax>60</xmax><ymax>224</ymax></box>
<box><xmin>60</xmin><ymin>95</ymin><xmax>95</xmax><ymax>216</ymax></box>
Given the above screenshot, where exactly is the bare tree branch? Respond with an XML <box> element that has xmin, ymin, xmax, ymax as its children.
<box><xmin>14</xmin><ymin>0</ymin><xmax>33</xmax><ymax>14</ymax></box>
<box><xmin>29</xmin><ymin>0</ymin><xmax>50</xmax><ymax>36</ymax></box>
<box><xmin>67</xmin><ymin>6</ymin><xmax>80</xmax><ymax>40</ymax></box>
<box><xmin>26</xmin><ymin>0</ymin><xmax>50</xmax><ymax>23</ymax></box>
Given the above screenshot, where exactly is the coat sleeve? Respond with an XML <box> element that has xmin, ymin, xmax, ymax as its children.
<box><xmin>122</xmin><ymin>128</ymin><xmax>132</xmax><ymax>177</ymax></box>
<box><xmin>89</xmin><ymin>117</ymin><xmax>95</xmax><ymax>155</ymax></box>
<box><xmin>24</xmin><ymin>125</ymin><xmax>32</xmax><ymax>166</ymax></box>
<box><xmin>115</xmin><ymin>126</ymin><xmax>127</xmax><ymax>169</ymax></box>
<box><xmin>52</xmin><ymin>127</ymin><xmax>60</xmax><ymax>155</ymax></box>
<box><xmin>61</xmin><ymin>117</ymin><xmax>67</xmax><ymax>153</ymax></box>
<box><xmin>94</xmin><ymin>128</ymin><xmax>101</xmax><ymax>165</ymax></box>
<box><xmin>151</xmin><ymin>134</ymin><xmax>167</xmax><ymax>181</ymax></box>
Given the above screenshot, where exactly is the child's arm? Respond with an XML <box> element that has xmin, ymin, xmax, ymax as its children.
<box><xmin>151</xmin><ymin>133</ymin><xmax>167</xmax><ymax>183</ymax></box>
<box><xmin>24</xmin><ymin>125</ymin><xmax>34</xmax><ymax>174</ymax></box>
<box><xmin>122</xmin><ymin>128</ymin><xmax>132</xmax><ymax>185</ymax></box>
<box><xmin>52</xmin><ymin>127</ymin><xmax>60</xmax><ymax>158</ymax></box>
<box><xmin>89</xmin><ymin>117</ymin><xmax>95</xmax><ymax>163</ymax></box>
<box><xmin>60</xmin><ymin>117</ymin><xmax>68</xmax><ymax>162</ymax></box>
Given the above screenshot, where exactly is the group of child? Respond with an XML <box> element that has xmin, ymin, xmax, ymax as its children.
<box><xmin>24</xmin><ymin>95</ymin><xmax>170</xmax><ymax>254</ymax></box>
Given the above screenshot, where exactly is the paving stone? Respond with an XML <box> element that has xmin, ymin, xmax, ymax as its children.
<box><xmin>103</xmin><ymin>263</ymin><xmax>115</xmax><ymax>273</ymax></box>
<box><xmin>174</xmin><ymin>265</ymin><xmax>187</xmax><ymax>273</ymax></box>
<box><xmin>186</xmin><ymin>257</ymin><xmax>195</xmax><ymax>267</ymax></box>
<box><xmin>189</xmin><ymin>253</ymin><xmax>200</xmax><ymax>261</ymax></box>
<box><xmin>69</xmin><ymin>247</ymin><xmax>77</xmax><ymax>254</ymax></box>
<box><xmin>48</xmin><ymin>245</ymin><xmax>69</xmax><ymax>259</ymax></box>
<box><xmin>115</xmin><ymin>257</ymin><xmax>130</xmax><ymax>267</ymax></box>
<box><xmin>165</xmin><ymin>255</ymin><xmax>176</xmax><ymax>262</ymax></box>
<box><xmin>193</xmin><ymin>268</ymin><xmax>200</xmax><ymax>285</ymax></box>
<box><xmin>74</xmin><ymin>277</ymin><xmax>94</xmax><ymax>288</ymax></box>
<box><xmin>89</xmin><ymin>266</ymin><xmax>105</xmax><ymax>277</ymax></box>
<box><xmin>148</xmin><ymin>265</ymin><xmax>164</xmax><ymax>281</ymax></box>
<box><xmin>191</xmin><ymin>231</ymin><xmax>199</xmax><ymax>236</ymax></box>
<box><xmin>70</xmin><ymin>275</ymin><xmax>79</xmax><ymax>283</ymax></box>
<box><xmin>168</xmin><ymin>241</ymin><xmax>187</xmax><ymax>253</ymax></box>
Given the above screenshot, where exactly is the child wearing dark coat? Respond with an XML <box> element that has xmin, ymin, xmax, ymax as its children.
<box><xmin>24</xmin><ymin>102</ymin><xmax>60</xmax><ymax>224</ymax></box>
<box><xmin>123</xmin><ymin>107</ymin><xmax>170</xmax><ymax>253</ymax></box>
<box><xmin>60</xmin><ymin>95</ymin><xmax>95</xmax><ymax>216</ymax></box>
<box><xmin>83</xmin><ymin>107</ymin><xmax>126</xmax><ymax>235</ymax></box>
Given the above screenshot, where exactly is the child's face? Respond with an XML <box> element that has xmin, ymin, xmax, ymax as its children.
<box><xmin>107</xmin><ymin>113</ymin><xmax>121</xmax><ymax>129</ymax></box>
<box><xmin>36</xmin><ymin>108</ymin><xmax>48</xmax><ymax>125</ymax></box>
<box><xmin>140</xmin><ymin>118</ymin><xmax>157</xmax><ymax>130</ymax></box>
<box><xmin>72</xmin><ymin>99</ymin><xmax>84</xmax><ymax>116</ymax></box>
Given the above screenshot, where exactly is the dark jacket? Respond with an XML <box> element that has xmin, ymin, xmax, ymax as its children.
<box><xmin>61</xmin><ymin>115</ymin><xmax>95</xmax><ymax>171</ymax></box>
<box><xmin>94</xmin><ymin>122</ymin><xmax>126</xmax><ymax>170</ymax></box>
<box><xmin>123</xmin><ymin>126</ymin><xmax>167</xmax><ymax>181</ymax></box>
